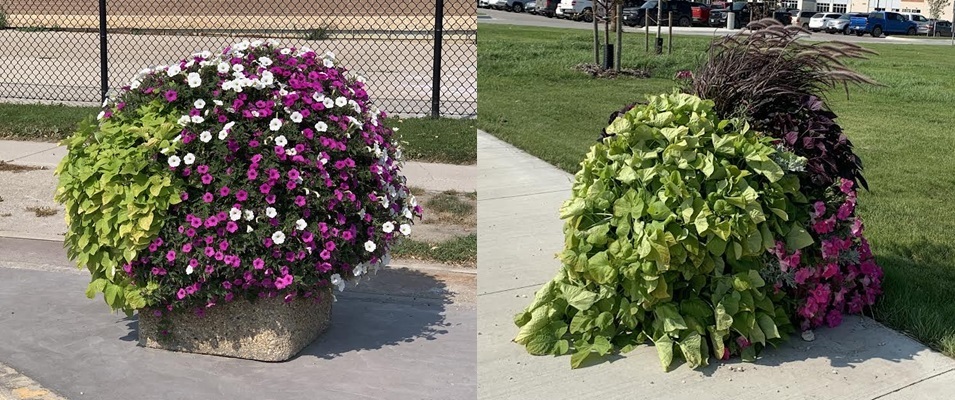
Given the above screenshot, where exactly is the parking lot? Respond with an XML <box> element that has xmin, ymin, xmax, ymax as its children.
<box><xmin>478</xmin><ymin>7</ymin><xmax>955</xmax><ymax>46</ymax></box>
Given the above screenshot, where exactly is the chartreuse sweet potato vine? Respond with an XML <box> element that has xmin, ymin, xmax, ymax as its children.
<box><xmin>514</xmin><ymin>93</ymin><xmax>815</xmax><ymax>370</ymax></box>
<box><xmin>55</xmin><ymin>100</ymin><xmax>184</xmax><ymax>314</ymax></box>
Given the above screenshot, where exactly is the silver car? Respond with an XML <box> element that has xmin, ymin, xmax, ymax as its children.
<box><xmin>826</xmin><ymin>13</ymin><xmax>864</xmax><ymax>35</ymax></box>
<box><xmin>902</xmin><ymin>13</ymin><xmax>932</xmax><ymax>35</ymax></box>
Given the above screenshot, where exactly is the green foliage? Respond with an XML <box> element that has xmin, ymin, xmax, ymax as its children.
<box><xmin>54</xmin><ymin>101</ymin><xmax>184</xmax><ymax>315</ymax></box>
<box><xmin>514</xmin><ymin>93</ymin><xmax>810</xmax><ymax>370</ymax></box>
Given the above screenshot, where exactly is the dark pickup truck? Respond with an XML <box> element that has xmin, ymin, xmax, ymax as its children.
<box><xmin>849</xmin><ymin>11</ymin><xmax>919</xmax><ymax>37</ymax></box>
<box><xmin>708</xmin><ymin>2</ymin><xmax>749</xmax><ymax>28</ymax></box>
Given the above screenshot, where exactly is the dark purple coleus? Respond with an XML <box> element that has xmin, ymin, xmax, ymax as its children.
<box><xmin>754</xmin><ymin>95</ymin><xmax>868</xmax><ymax>192</ymax></box>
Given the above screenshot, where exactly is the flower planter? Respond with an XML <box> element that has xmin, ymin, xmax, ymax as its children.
<box><xmin>138</xmin><ymin>287</ymin><xmax>332</xmax><ymax>361</ymax></box>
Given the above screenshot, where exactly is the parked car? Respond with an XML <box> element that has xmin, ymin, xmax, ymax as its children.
<box><xmin>556</xmin><ymin>0</ymin><xmax>594</xmax><ymax>22</ymax></box>
<box><xmin>808</xmin><ymin>12</ymin><xmax>841</xmax><ymax>32</ymax></box>
<box><xmin>825</xmin><ymin>13</ymin><xmax>864</xmax><ymax>34</ymax></box>
<box><xmin>849</xmin><ymin>11</ymin><xmax>918</xmax><ymax>37</ymax></box>
<box><xmin>928</xmin><ymin>20</ymin><xmax>953</xmax><ymax>36</ymax></box>
<box><xmin>625</xmin><ymin>0</ymin><xmax>697</xmax><ymax>27</ymax></box>
<box><xmin>708</xmin><ymin>2</ymin><xmax>750</xmax><ymax>29</ymax></box>
<box><xmin>791</xmin><ymin>10</ymin><xmax>816</xmax><ymax>29</ymax></box>
<box><xmin>488</xmin><ymin>0</ymin><xmax>531</xmax><ymax>12</ymax></box>
<box><xmin>901</xmin><ymin>12</ymin><xmax>932</xmax><ymax>35</ymax></box>
<box><xmin>530</xmin><ymin>0</ymin><xmax>560</xmax><ymax>17</ymax></box>
<box><xmin>691</xmin><ymin>4</ymin><xmax>711</xmax><ymax>26</ymax></box>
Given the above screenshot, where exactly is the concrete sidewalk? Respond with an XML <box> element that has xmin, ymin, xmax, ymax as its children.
<box><xmin>0</xmin><ymin>139</ymin><xmax>476</xmax><ymax>193</ymax></box>
<box><xmin>475</xmin><ymin>130</ymin><xmax>955</xmax><ymax>400</ymax></box>
<box><xmin>0</xmin><ymin>237</ymin><xmax>476</xmax><ymax>400</ymax></box>
<box><xmin>0</xmin><ymin>139</ymin><xmax>475</xmax><ymax>241</ymax></box>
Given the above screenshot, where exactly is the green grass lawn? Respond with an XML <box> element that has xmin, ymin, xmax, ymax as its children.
<box><xmin>478</xmin><ymin>23</ymin><xmax>955</xmax><ymax>357</ymax></box>
<box><xmin>0</xmin><ymin>103</ymin><xmax>475</xmax><ymax>164</ymax></box>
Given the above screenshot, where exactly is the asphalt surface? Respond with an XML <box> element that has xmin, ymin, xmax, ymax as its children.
<box><xmin>0</xmin><ymin>237</ymin><xmax>476</xmax><ymax>400</ymax></box>
<box><xmin>478</xmin><ymin>8</ymin><xmax>955</xmax><ymax>46</ymax></box>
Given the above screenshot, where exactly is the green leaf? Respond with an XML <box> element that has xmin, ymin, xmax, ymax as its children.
<box><xmin>757</xmin><ymin>313</ymin><xmax>781</xmax><ymax>340</ymax></box>
<box><xmin>678</xmin><ymin>332</ymin><xmax>706</xmax><ymax>368</ymax></box>
<box><xmin>786</xmin><ymin>224</ymin><xmax>814</xmax><ymax>250</ymax></box>
<box><xmin>592</xmin><ymin>336</ymin><xmax>613</xmax><ymax>356</ymax></box>
<box><xmin>570</xmin><ymin>343</ymin><xmax>593</xmax><ymax>369</ymax></box>
<box><xmin>654</xmin><ymin>335</ymin><xmax>675</xmax><ymax>371</ymax></box>
<box><xmin>560</xmin><ymin>283</ymin><xmax>598</xmax><ymax>311</ymax></box>
<box><xmin>654</xmin><ymin>303</ymin><xmax>688</xmax><ymax>333</ymax></box>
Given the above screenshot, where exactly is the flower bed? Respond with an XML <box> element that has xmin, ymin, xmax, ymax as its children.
<box><xmin>55</xmin><ymin>40</ymin><xmax>421</xmax><ymax>357</ymax></box>
<box><xmin>514</xmin><ymin>22</ymin><xmax>882</xmax><ymax>370</ymax></box>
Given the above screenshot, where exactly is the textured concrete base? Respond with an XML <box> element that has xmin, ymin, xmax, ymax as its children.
<box><xmin>138</xmin><ymin>288</ymin><xmax>333</xmax><ymax>362</ymax></box>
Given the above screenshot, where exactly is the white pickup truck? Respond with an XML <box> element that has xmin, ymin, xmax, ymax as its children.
<box><xmin>556</xmin><ymin>0</ymin><xmax>594</xmax><ymax>22</ymax></box>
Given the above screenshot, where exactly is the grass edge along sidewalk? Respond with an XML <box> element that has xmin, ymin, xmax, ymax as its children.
<box><xmin>477</xmin><ymin>23</ymin><xmax>955</xmax><ymax>358</ymax></box>
<box><xmin>0</xmin><ymin>102</ymin><xmax>476</xmax><ymax>165</ymax></box>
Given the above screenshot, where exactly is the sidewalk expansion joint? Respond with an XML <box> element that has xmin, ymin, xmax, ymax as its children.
<box><xmin>871</xmin><ymin>366</ymin><xmax>955</xmax><ymax>399</ymax></box>
<box><xmin>479</xmin><ymin>188</ymin><xmax>569</xmax><ymax>202</ymax></box>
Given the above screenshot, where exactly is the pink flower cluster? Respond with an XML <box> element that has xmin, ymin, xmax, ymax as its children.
<box><xmin>770</xmin><ymin>179</ymin><xmax>882</xmax><ymax>330</ymax></box>
<box><xmin>103</xmin><ymin>40</ymin><xmax>422</xmax><ymax>314</ymax></box>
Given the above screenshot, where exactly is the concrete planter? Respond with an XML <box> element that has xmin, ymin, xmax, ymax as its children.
<box><xmin>138</xmin><ymin>287</ymin><xmax>333</xmax><ymax>361</ymax></box>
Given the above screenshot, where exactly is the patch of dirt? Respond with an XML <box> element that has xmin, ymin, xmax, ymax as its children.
<box><xmin>574</xmin><ymin>63</ymin><xmax>651</xmax><ymax>79</ymax></box>
<box><xmin>0</xmin><ymin>161</ymin><xmax>48</xmax><ymax>173</ymax></box>
<box><xmin>409</xmin><ymin>189</ymin><xmax>476</xmax><ymax>244</ymax></box>
<box><xmin>25</xmin><ymin>206</ymin><xmax>58</xmax><ymax>217</ymax></box>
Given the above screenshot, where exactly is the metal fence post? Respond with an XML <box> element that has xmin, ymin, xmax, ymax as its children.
<box><xmin>430</xmin><ymin>0</ymin><xmax>444</xmax><ymax>118</ymax></box>
<box><xmin>98</xmin><ymin>0</ymin><xmax>108</xmax><ymax>102</ymax></box>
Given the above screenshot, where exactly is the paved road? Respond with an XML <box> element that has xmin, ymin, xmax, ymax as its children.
<box><xmin>478</xmin><ymin>8</ymin><xmax>955</xmax><ymax>46</ymax></box>
<box><xmin>476</xmin><ymin>130</ymin><xmax>955</xmax><ymax>400</ymax></box>
<box><xmin>0</xmin><ymin>237</ymin><xmax>476</xmax><ymax>400</ymax></box>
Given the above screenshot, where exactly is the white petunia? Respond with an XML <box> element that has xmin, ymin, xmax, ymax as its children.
<box><xmin>185</xmin><ymin>265</ymin><xmax>194</xmax><ymax>275</ymax></box>
<box><xmin>194</xmin><ymin>99</ymin><xmax>206</xmax><ymax>109</ymax></box>
<box><xmin>187</xmin><ymin>72</ymin><xmax>202</xmax><ymax>88</ymax></box>
<box><xmin>260</xmin><ymin>70</ymin><xmax>274</xmax><ymax>86</ymax></box>
<box><xmin>323</xmin><ymin>58</ymin><xmax>334</xmax><ymax>68</ymax></box>
<box><xmin>200</xmin><ymin>50</ymin><xmax>212</xmax><ymax>59</ymax></box>
<box><xmin>232</xmin><ymin>63</ymin><xmax>244</xmax><ymax>72</ymax></box>
<box><xmin>271</xmin><ymin>231</ymin><xmax>286</xmax><ymax>245</ymax></box>
<box><xmin>229</xmin><ymin>207</ymin><xmax>242</xmax><ymax>221</ymax></box>
<box><xmin>364</xmin><ymin>240</ymin><xmax>377</xmax><ymax>253</ymax></box>
<box><xmin>243</xmin><ymin>210</ymin><xmax>254</xmax><ymax>221</ymax></box>
<box><xmin>218</xmin><ymin>129</ymin><xmax>229</xmax><ymax>140</ymax></box>
<box><xmin>399</xmin><ymin>224</ymin><xmax>412</xmax><ymax>236</ymax></box>
<box><xmin>353</xmin><ymin>263</ymin><xmax>367</xmax><ymax>277</ymax></box>
<box><xmin>382</xmin><ymin>222</ymin><xmax>395</xmax><ymax>233</ymax></box>
<box><xmin>183</xmin><ymin>153</ymin><xmax>196</xmax><ymax>165</ymax></box>
<box><xmin>96</xmin><ymin>111</ymin><xmax>106</xmax><ymax>120</ymax></box>
<box><xmin>330</xmin><ymin>273</ymin><xmax>345</xmax><ymax>291</ymax></box>
<box><xmin>280</xmin><ymin>48</ymin><xmax>292</xmax><ymax>55</ymax></box>
<box><xmin>167</xmin><ymin>155</ymin><xmax>181</xmax><ymax>168</ymax></box>
<box><xmin>274</xmin><ymin>135</ymin><xmax>288</xmax><ymax>147</ymax></box>
<box><xmin>265</xmin><ymin>207</ymin><xmax>277</xmax><ymax>218</ymax></box>
<box><xmin>191</xmin><ymin>115</ymin><xmax>205</xmax><ymax>124</ymax></box>
<box><xmin>403</xmin><ymin>208</ymin><xmax>413</xmax><ymax>219</ymax></box>
<box><xmin>199</xmin><ymin>131</ymin><xmax>212</xmax><ymax>143</ymax></box>
<box><xmin>217</xmin><ymin>62</ymin><xmax>230</xmax><ymax>73</ymax></box>
<box><xmin>177</xmin><ymin>115</ymin><xmax>191</xmax><ymax>126</ymax></box>
<box><xmin>269</xmin><ymin>118</ymin><xmax>283</xmax><ymax>131</ymax></box>
<box><xmin>322</xmin><ymin>98</ymin><xmax>335</xmax><ymax>108</ymax></box>
<box><xmin>213</xmin><ymin>99</ymin><xmax>223</xmax><ymax>106</ymax></box>
<box><xmin>257</xmin><ymin>56</ymin><xmax>273</xmax><ymax>66</ymax></box>
<box><xmin>295</xmin><ymin>219</ymin><xmax>307</xmax><ymax>231</ymax></box>
<box><xmin>130</xmin><ymin>79</ymin><xmax>141</xmax><ymax>89</ymax></box>
<box><xmin>246</xmin><ymin>225</ymin><xmax>254</xmax><ymax>233</ymax></box>
<box><xmin>314</xmin><ymin>121</ymin><xmax>328</xmax><ymax>132</ymax></box>
<box><xmin>285</xmin><ymin>148</ymin><xmax>297</xmax><ymax>156</ymax></box>
<box><xmin>166</xmin><ymin>64</ymin><xmax>181</xmax><ymax>77</ymax></box>
<box><xmin>350</xmin><ymin>100</ymin><xmax>361</xmax><ymax>114</ymax></box>
<box><xmin>312</xmin><ymin>92</ymin><xmax>325</xmax><ymax>102</ymax></box>
<box><xmin>335</xmin><ymin>97</ymin><xmax>348</xmax><ymax>107</ymax></box>
<box><xmin>290</xmin><ymin>111</ymin><xmax>303</xmax><ymax>123</ymax></box>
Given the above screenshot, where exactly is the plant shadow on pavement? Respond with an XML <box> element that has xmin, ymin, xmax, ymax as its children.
<box><xmin>118</xmin><ymin>268</ymin><xmax>455</xmax><ymax>359</ymax></box>
<box><xmin>299</xmin><ymin>267</ymin><xmax>454</xmax><ymax>360</ymax></box>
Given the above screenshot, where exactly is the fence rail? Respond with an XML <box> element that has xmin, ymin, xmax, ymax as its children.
<box><xmin>0</xmin><ymin>0</ymin><xmax>476</xmax><ymax>117</ymax></box>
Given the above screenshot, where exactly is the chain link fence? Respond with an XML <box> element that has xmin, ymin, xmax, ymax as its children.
<box><xmin>0</xmin><ymin>0</ymin><xmax>476</xmax><ymax>116</ymax></box>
